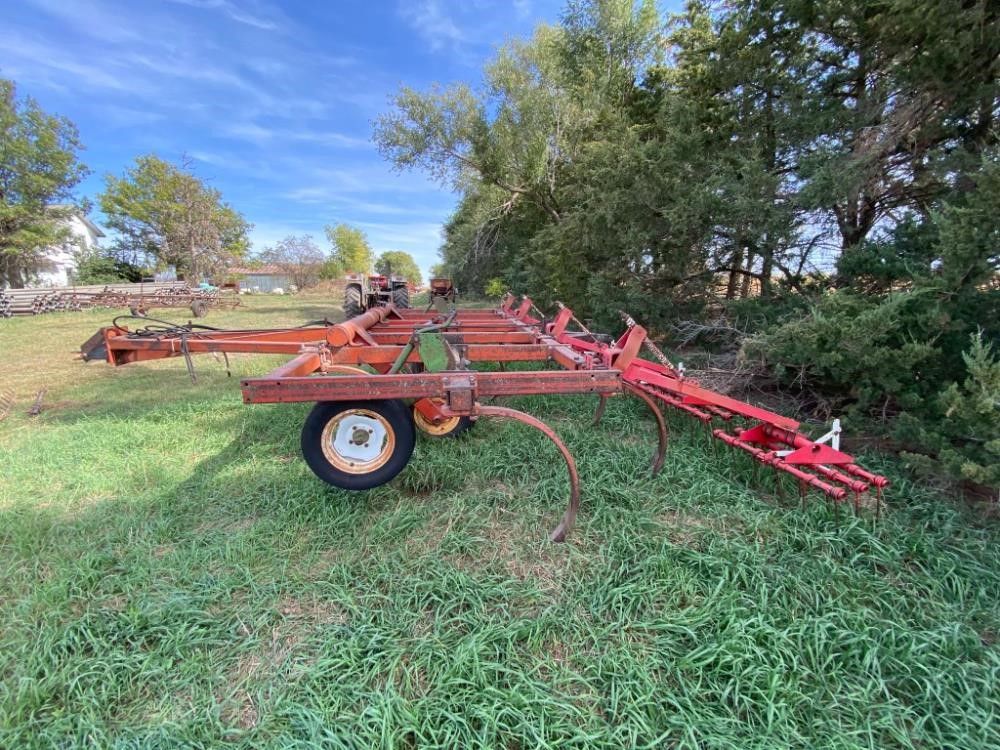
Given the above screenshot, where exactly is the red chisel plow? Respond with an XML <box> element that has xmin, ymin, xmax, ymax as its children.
<box><xmin>80</xmin><ymin>293</ymin><xmax>888</xmax><ymax>540</ymax></box>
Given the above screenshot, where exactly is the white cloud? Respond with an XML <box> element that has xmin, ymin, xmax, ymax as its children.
<box><xmin>166</xmin><ymin>0</ymin><xmax>284</xmax><ymax>31</ymax></box>
<box><xmin>221</xmin><ymin>122</ymin><xmax>371</xmax><ymax>149</ymax></box>
<box><xmin>22</xmin><ymin>0</ymin><xmax>144</xmax><ymax>43</ymax></box>
<box><xmin>399</xmin><ymin>0</ymin><xmax>469</xmax><ymax>53</ymax></box>
<box><xmin>0</xmin><ymin>34</ymin><xmax>132</xmax><ymax>91</ymax></box>
<box><xmin>361</xmin><ymin>220</ymin><xmax>447</xmax><ymax>278</ymax></box>
<box><xmin>248</xmin><ymin>221</ymin><xmax>322</xmax><ymax>251</ymax></box>
<box><xmin>101</xmin><ymin>104</ymin><xmax>167</xmax><ymax>128</ymax></box>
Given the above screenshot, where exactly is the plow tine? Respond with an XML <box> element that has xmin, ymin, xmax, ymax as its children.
<box><xmin>592</xmin><ymin>394</ymin><xmax>608</xmax><ymax>425</ymax></box>
<box><xmin>477</xmin><ymin>405</ymin><xmax>580</xmax><ymax>543</ymax></box>
<box><xmin>626</xmin><ymin>385</ymin><xmax>667</xmax><ymax>476</ymax></box>
<box><xmin>712</xmin><ymin>429</ymin><xmax>849</xmax><ymax>501</ymax></box>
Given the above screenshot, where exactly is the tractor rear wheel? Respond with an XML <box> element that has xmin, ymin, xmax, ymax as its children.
<box><xmin>392</xmin><ymin>285</ymin><xmax>410</xmax><ymax>309</ymax></box>
<box><xmin>301</xmin><ymin>399</ymin><xmax>415</xmax><ymax>490</ymax></box>
<box><xmin>344</xmin><ymin>285</ymin><xmax>363</xmax><ymax>318</ymax></box>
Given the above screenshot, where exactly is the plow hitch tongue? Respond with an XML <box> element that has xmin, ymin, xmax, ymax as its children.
<box><xmin>82</xmin><ymin>293</ymin><xmax>889</xmax><ymax>540</ymax></box>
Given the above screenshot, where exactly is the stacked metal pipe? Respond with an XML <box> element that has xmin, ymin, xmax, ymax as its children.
<box><xmin>1</xmin><ymin>281</ymin><xmax>234</xmax><ymax>318</ymax></box>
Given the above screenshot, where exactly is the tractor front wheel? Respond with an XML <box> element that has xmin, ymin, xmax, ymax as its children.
<box><xmin>344</xmin><ymin>285</ymin><xmax>363</xmax><ymax>318</ymax></box>
<box><xmin>301</xmin><ymin>399</ymin><xmax>415</xmax><ymax>490</ymax></box>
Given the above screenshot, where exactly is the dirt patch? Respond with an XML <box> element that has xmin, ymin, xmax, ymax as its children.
<box><xmin>446</xmin><ymin>511</ymin><xmax>586</xmax><ymax>594</ymax></box>
<box><xmin>194</xmin><ymin>515</ymin><xmax>257</xmax><ymax>536</ymax></box>
<box><xmin>220</xmin><ymin>594</ymin><xmax>347</xmax><ymax>731</ymax></box>
<box><xmin>277</xmin><ymin>595</ymin><xmax>348</xmax><ymax>626</ymax></box>
<box><xmin>151</xmin><ymin>543</ymin><xmax>174</xmax><ymax>558</ymax></box>
<box><xmin>655</xmin><ymin>510</ymin><xmax>742</xmax><ymax>546</ymax></box>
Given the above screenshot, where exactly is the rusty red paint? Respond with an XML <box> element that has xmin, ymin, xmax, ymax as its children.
<box><xmin>83</xmin><ymin>292</ymin><xmax>889</xmax><ymax>536</ymax></box>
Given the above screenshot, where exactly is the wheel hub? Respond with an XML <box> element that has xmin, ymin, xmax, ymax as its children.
<box><xmin>321</xmin><ymin>410</ymin><xmax>394</xmax><ymax>473</ymax></box>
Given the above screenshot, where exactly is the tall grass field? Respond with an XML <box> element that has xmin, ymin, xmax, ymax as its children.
<box><xmin>1</xmin><ymin>294</ymin><xmax>998</xmax><ymax>748</ymax></box>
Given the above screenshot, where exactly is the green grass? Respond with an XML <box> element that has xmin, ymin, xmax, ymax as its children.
<box><xmin>1</xmin><ymin>295</ymin><xmax>998</xmax><ymax>748</ymax></box>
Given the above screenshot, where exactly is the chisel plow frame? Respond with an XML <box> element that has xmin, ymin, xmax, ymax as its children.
<box><xmin>81</xmin><ymin>293</ymin><xmax>888</xmax><ymax>540</ymax></box>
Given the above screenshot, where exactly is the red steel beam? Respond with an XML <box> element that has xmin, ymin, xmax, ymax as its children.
<box><xmin>241</xmin><ymin>369</ymin><xmax>623</xmax><ymax>405</ymax></box>
<box><xmin>622</xmin><ymin>360</ymin><xmax>799</xmax><ymax>431</ymax></box>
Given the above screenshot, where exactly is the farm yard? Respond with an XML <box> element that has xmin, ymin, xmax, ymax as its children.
<box><xmin>1</xmin><ymin>294</ymin><xmax>998</xmax><ymax>748</ymax></box>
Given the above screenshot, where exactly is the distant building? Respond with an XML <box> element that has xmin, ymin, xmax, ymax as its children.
<box><xmin>31</xmin><ymin>209</ymin><xmax>105</xmax><ymax>288</ymax></box>
<box><xmin>228</xmin><ymin>265</ymin><xmax>293</xmax><ymax>293</ymax></box>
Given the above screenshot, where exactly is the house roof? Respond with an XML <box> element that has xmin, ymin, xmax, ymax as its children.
<box><xmin>48</xmin><ymin>204</ymin><xmax>105</xmax><ymax>237</ymax></box>
<box><xmin>78</xmin><ymin>215</ymin><xmax>105</xmax><ymax>238</ymax></box>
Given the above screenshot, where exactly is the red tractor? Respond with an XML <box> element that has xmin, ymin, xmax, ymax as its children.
<box><xmin>429</xmin><ymin>277</ymin><xmax>457</xmax><ymax>303</ymax></box>
<box><xmin>343</xmin><ymin>272</ymin><xmax>410</xmax><ymax>317</ymax></box>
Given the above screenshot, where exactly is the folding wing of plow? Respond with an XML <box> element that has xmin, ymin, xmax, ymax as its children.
<box><xmin>81</xmin><ymin>294</ymin><xmax>888</xmax><ymax>540</ymax></box>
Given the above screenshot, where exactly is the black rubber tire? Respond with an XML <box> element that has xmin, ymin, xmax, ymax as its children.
<box><xmin>344</xmin><ymin>285</ymin><xmax>363</xmax><ymax>318</ymax></box>
<box><xmin>300</xmin><ymin>399</ymin><xmax>415</xmax><ymax>490</ymax></box>
<box><xmin>392</xmin><ymin>285</ymin><xmax>410</xmax><ymax>309</ymax></box>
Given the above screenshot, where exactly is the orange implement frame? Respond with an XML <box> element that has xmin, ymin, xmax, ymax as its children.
<box><xmin>81</xmin><ymin>293</ymin><xmax>888</xmax><ymax>539</ymax></box>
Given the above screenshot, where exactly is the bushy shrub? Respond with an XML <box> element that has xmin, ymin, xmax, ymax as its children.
<box><xmin>745</xmin><ymin>157</ymin><xmax>999</xmax><ymax>494</ymax></box>
<box><xmin>317</xmin><ymin>258</ymin><xmax>344</xmax><ymax>281</ymax></box>
<box><xmin>72</xmin><ymin>252</ymin><xmax>144</xmax><ymax>284</ymax></box>
<box><xmin>896</xmin><ymin>333</ymin><xmax>1000</xmax><ymax>496</ymax></box>
<box><xmin>484</xmin><ymin>277</ymin><xmax>506</xmax><ymax>298</ymax></box>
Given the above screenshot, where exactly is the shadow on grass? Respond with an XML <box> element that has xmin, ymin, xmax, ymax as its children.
<box><xmin>4</xmin><ymin>381</ymin><xmax>1000</xmax><ymax>749</ymax></box>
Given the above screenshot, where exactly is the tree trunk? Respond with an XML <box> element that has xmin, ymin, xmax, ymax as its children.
<box><xmin>760</xmin><ymin>243</ymin><xmax>774</xmax><ymax>297</ymax></box>
<box><xmin>726</xmin><ymin>245</ymin><xmax>744</xmax><ymax>299</ymax></box>
<box><xmin>740</xmin><ymin>250</ymin><xmax>755</xmax><ymax>298</ymax></box>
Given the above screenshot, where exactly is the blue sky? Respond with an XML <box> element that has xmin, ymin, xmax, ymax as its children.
<box><xmin>2</xmin><ymin>0</ymin><xmax>567</xmax><ymax>278</ymax></box>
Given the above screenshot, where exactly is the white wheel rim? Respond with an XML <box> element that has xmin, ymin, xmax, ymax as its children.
<box><xmin>321</xmin><ymin>409</ymin><xmax>394</xmax><ymax>473</ymax></box>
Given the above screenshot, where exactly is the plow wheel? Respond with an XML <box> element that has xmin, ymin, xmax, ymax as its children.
<box><xmin>413</xmin><ymin>397</ymin><xmax>473</xmax><ymax>438</ymax></box>
<box><xmin>301</xmin><ymin>399</ymin><xmax>415</xmax><ymax>490</ymax></box>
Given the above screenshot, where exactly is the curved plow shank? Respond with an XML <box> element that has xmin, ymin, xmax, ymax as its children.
<box><xmin>592</xmin><ymin>394</ymin><xmax>608</xmax><ymax>425</ymax></box>
<box><xmin>477</xmin><ymin>405</ymin><xmax>580</xmax><ymax>542</ymax></box>
<box><xmin>625</xmin><ymin>384</ymin><xmax>667</xmax><ymax>476</ymax></box>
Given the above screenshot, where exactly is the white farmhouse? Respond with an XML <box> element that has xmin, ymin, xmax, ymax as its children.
<box><xmin>31</xmin><ymin>209</ymin><xmax>105</xmax><ymax>288</ymax></box>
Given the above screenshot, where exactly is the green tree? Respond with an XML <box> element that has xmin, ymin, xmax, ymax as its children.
<box><xmin>0</xmin><ymin>78</ymin><xmax>89</xmax><ymax>288</ymax></box>
<box><xmin>71</xmin><ymin>249</ymin><xmax>143</xmax><ymax>285</ymax></box>
<box><xmin>260</xmin><ymin>234</ymin><xmax>325</xmax><ymax>290</ymax></box>
<box><xmin>325</xmin><ymin>223</ymin><xmax>372</xmax><ymax>273</ymax></box>
<box><xmin>375</xmin><ymin>0</ymin><xmax>661</xmax><ymax>310</ymax></box>
<box><xmin>785</xmin><ymin>0</ymin><xmax>1000</xmax><ymax>252</ymax></box>
<box><xmin>375</xmin><ymin>250</ymin><xmax>422</xmax><ymax>284</ymax></box>
<box><xmin>317</xmin><ymin>256</ymin><xmax>344</xmax><ymax>281</ymax></box>
<box><xmin>373</xmin><ymin>0</ymin><xmax>1000</xmax><ymax>491</ymax></box>
<box><xmin>99</xmin><ymin>155</ymin><xmax>250</xmax><ymax>280</ymax></box>
<box><xmin>485</xmin><ymin>277</ymin><xmax>506</xmax><ymax>298</ymax></box>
